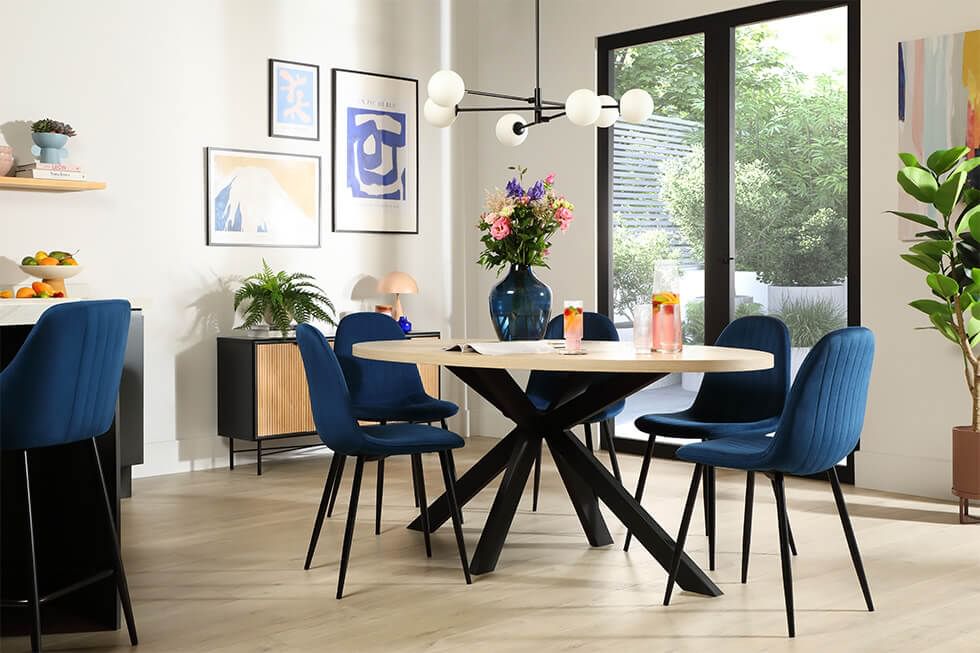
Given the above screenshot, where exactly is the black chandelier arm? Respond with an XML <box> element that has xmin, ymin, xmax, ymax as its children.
<box><xmin>465</xmin><ymin>89</ymin><xmax>534</xmax><ymax>103</ymax></box>
<box><xmin>456</xmin><ymin>106</ymin><xmax>535</xmax><ymax>113</ymax></box>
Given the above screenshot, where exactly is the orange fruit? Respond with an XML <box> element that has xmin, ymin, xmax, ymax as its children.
<box><xmin>39</xmin><ymin>257</ymin><xmax>59</xmax><ymax>266</ymax></box>
<box><xmin>0</xmin><ymin>290</ymin><xmax>12</xmax><ymax>299</ymax></box>
<box><xmin>16</xmin><ymin>287</ymin><xmax>36</xmax><ymax>298</ymax></box>
<box><xmin>62</xmin><ymin>257</ymin><xmax>78</xmax><ymax>266</ymax></box>
<box><xmin>32</xmin><ymin>281</ymin><xmax>54</xmax><ymax>295</ymax></box>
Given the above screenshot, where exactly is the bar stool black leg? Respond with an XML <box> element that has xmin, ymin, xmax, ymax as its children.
<box><xmin>305</xmin><ymin>454</ymin><xmax>342</xmax><ymax>569</ymax></box>
<box><xmin>91</xmin><ymin>439</ymin><xmax>138</xmax><ymax>645</ymax></box>
<box><xmin>624</xmin><ymin>432</ymin><xmax>656</xmax><ymax>552</ymax></box>
<box><xmin>439</xmin><ymin>451</ymin><xmax>472</xmax><ymax>585</ymax></box>
<box><xmin>375</xmin><ymin>457</ymin><xmax>385</xmax><ymax>535</ymax></box>
<box><xmin>326</xmin><ymin>455</ymin><xmax>346</xmax><ymax>517</ymax></box>
<box><xmin>664</xmin><ymin>464</ymin><xmax>704</xmax><ymax>606</ymax></box>
<box><xmin>828</xmin><ymin>467</ymin><xmax>874</xmax><ymax>612</ymax></box>
<box><xmin>412</xmin><ymin>454</ymin><xmax>432</xmax><ymax>558</ymax></box>
<box><xmin>532</xmin><ymin>440</ymin><xmax>542</xmax><ymax>512</ymax></box>
<box><xmin>23</xmin><ymin>451</ymin><xmax>43</xmax><ymax>653</ymax></box>
<box><xmin>336</xmin><ymin>456</ymin><xmax>365</xmax><ymax>599</ymax></box>
<box><xmin>741</xmin><ymin>471</ymin><xmax>755</xmax><ymax>583</ymax></box>
<box><xmin>773</xmin><ymin>472</ymin><xmax>795</xmax><ymax>637</ymax></box>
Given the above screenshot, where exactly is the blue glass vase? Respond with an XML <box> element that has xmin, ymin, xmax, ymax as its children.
<box><xmin>489</xmin><ymin>264</ymin><xmax>552</xmax><ymax>341</ymax></box>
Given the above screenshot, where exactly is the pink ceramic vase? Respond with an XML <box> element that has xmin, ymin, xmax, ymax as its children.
<box><xmin>0</xmin><ymin>146</ymin><xmax>14</xmax><ymax>177</ymax></box>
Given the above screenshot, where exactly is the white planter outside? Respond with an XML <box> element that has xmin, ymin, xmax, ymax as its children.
<box><xmin>767</xmin><ymin>284</ymin><xmax>846</xmax><ymax>314</ymax></box>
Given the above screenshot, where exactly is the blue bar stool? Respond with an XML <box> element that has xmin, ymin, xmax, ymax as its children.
<box><xmin>330</xmin><ymin>312</ymin><xmax>460</xmax><ymax>535</ymax></box>
<box><xmin>295</xmin><ymin>324</ymin><xmax>471</xmax><ymax>598</ymax></box>
<box><xmin>0</xmin><ymin>300</ymin><xmax>138</xmax><ymax>652</ymax></box>
<box><xmin>664</xmin><ymin>327</ymin><xmax>875</xmax><ymax>637</ymax></box>
<box><xmin>525</xmin><ymin>312</ymin><xmax>625</xmax><ymax>510</ymax></box>
<box><xmin>625</xmin><ymin>315</ymin><xmax>791</xmax><ymax>574</ymax></box>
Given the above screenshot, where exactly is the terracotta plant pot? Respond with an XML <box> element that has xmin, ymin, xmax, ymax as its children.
<box><xmin>952</xmin><ymin>426</ymin><xmax>980</xmax><ymax>524</ymax></box>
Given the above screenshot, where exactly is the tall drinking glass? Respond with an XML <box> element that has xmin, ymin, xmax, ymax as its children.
<box><xmin>563</xmin><ymin>301</ymin><xmax>584</xmax><ymax>353</ymax></box>
<box><xmin>652</xmin><ymin>264</ymin><xmax>682</xmax><ymax>353</ymax></box>
<box><xmin>633</xmin><ymin>303</ymin><xmax>652</xmax><ymax>352</ymax></box>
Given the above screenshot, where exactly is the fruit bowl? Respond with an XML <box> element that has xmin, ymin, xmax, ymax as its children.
<box><xmin>20</xmin><ymin>264</ymin><xmax>83</xmax><ymax>296</ymax></box>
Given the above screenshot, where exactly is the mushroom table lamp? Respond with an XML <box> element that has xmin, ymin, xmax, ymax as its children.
<box><xmin>378</xmin><ymin>271</ymin><xmax>418</xmax><ymax>321</ymax></box>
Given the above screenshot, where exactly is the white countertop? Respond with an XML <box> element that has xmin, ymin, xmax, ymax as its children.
<box><xmin>0</xmin><ymin>297</ymin><xmax>146</xmax><ymax>326</ymax></box>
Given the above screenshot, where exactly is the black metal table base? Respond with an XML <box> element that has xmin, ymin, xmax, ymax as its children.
<box><xmin>407</xmin><ymin>366</ymin><xmax>722</xmax><ymax>597</ymax></box>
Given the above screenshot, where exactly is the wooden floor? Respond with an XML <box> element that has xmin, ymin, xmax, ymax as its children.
<box><xmin>12</xmin><ymin>436</ymin><xmax>980</xmax><ymax>652</ymax></box>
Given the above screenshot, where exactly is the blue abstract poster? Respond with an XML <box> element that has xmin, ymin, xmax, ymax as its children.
<box><xmin>269</xmin><ymin>59</ymin><xmax>319</xmax><ymax>140</ymax></box>
<box><xmin>332</xmin><ymin>69</ymin><xmax>418</xmax><ymax>233</ymax></box>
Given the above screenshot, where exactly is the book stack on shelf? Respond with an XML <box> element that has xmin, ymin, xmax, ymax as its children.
<box><xmin>15</xmin><ymin>162</ymin><xmax>87</xmax><ymax>181</ymax></box>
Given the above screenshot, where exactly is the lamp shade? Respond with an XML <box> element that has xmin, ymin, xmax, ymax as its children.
<box><xmin>595</xmin><ymin>94</ymin><xmax>620</xmax><ymax>128</ymax></box>
<box><xmin>619</xmin><ymin>88</ymin><xmax>654</xmax><ymax>123</ymax></box>
<box><xmin>378</xmin><ymin>271</ymin><xmax>419</xmax><ymax>295</ymax></box>
<box><xmin>495</xmin><ymin>113</ymin><xmax>528</xmax><ymax>146</ymax></box>
<box><xmin>427</xmin><ymin>70</ymin><xmax>466</xmax><ymax>107</ymax></box>
<box><xmin>424</xmin><ymin>98</ymin><xmax>457</xmax><ymax>127</ymax></box>
<box><xmin>565</xmin><ymin>89</ymin><xmax>601</xmax><ymax>126</ymax></box>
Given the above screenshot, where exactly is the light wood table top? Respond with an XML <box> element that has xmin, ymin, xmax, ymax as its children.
<box><xmin>353</xmin><ymin>339</ymin><xmax>773</xmax><ymax>374</ymax></box>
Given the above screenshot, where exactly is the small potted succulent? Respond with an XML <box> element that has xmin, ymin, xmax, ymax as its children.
<box><xmin>30</xmin><ymin>118</ymin><xmax>77</xmax><ymax>164</ymax></box>
<box><xmin>234</xmin><ymin>260</ymin><xmax>337</xmax><ymax>336</ymax></box>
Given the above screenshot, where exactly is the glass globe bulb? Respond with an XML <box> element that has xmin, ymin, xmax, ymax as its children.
<box><xmin>565</xmin><ymin>89</ymin><xmax>601</xmax><ymax>126</ymax></box>
<box><xmin>619</xmin><ymin>88</ymin><xmax>654</xmax><ymax>123</ymax></box>
<box><xmin>495</xmin><ymin>113</ymin><xmax>528</xmax><ymax>147</ymax></box>
<box><xmin>427</xmin><ymin>70</ymin><xmax>465</xmax><ymax>108</ymax></box>
<box><xmin>423</xmin><ymin>98</ymin><xmax>456</xmax><ymax>128</ymax></box>
<box><xmin>595</xmin><ymin>94</ymin><xmax>620</xmax><ymax>128</ymax></box>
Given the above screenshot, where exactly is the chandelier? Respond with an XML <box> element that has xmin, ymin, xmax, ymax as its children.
<box><xmin>422</xmin><ymin>0</ymin><xmax>654</xmax><ymax>146</ymax></box>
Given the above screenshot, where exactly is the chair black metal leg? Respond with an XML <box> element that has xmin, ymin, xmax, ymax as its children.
<box><xmin>256</xmin><ymin>439</ymin><xmax>262</xmax><ymax>476</ymax></box>
<box><xmin>229</xmin><ymin>436</ymin><xmax>235</xmax><ymax>470</ymax></box>
<box><xmin>411</xmin><ymin>452</ymin><xmax>420</xmax><ymax>508</ymax></box>
<box><xmin>305</xmin><ymin>454</ymin><xmax>342</xmax><ymax>570</ymax></box>
<box><xmin>600</xmin><ymin>420</ymin><xmax>623</xmax><ymax>483</ymax></box>
<box><xmin>23</xmin><ymin>451</ymin><xmax>43</xmax><ymax>653</ymax></box>
<box><xmin>772</xmin><ymin>472</ymin><xmax>795</xmax><ymax>637</ymax></box>
<box><xmin>664</xmin><ymin>464</ymin><xmax>703</xmax><ymax>606</ymax></box>
<box><xmin>828</xmin><ymin>467</ymin><xmax>874</xmax><ymax>612</ymax></box>
<box><xmin>412</xmin><ymin>454</ymin><xmax>432</xmax><ymax>558</ymax></box>
<box><xmin>91</xmin><ymin>439</ymin><xmax>138</xmax><ymax>645</ymax></box>
<box><xmin>706</xmin><ymin>466</ymin><xmax>716</xmax><ymax>571</ymax></box>
<box><xmin>741</xmin><ymin>471</ymin><xmax>755</xmax><ymax>584</ymax></box>
<box><xmin>440</xmin><ymin>419</ymin><xmax>449</xmax><ymax>430</ymax></box>
<box><xmin>532</xmin><ymin>440</ymin><xmax>542</xmax><ymax>512</ymax></box>
<box><xmin>445</xmin><ymin>449</ymin><xmax>462</xmax><ymax>524</ymax></box>
<box><xmin>584</xmin><ymin>422</ymin><xmax>594</xmax><ymax>451</ymax></box>
<box><xmin>624</xmin><ymin>432</ymin><xmax>656</xmax><ymax>552</ymax></box>
<box><xmin>326</xmin><ymin>454</ymin><xmax>346</xmax><ymax>517</ymax></box>
<box><xmin>769</xmin><ymin>476</ymin><xmax>798</xmax><ymax>556</ymax></box>
<box><xmin>375</xmin><ymin>457</ymin><xmax>385</xmax><ymax>535</ymax></box>
<box><xmin>440</xmin><ymin>451</ymin><xmax>472</xmax><ymax>585</ymax></box>
<box><xmin>336</xmin><ymin>456</ymin><xmax>365</xmax><ymax>599</ymax></box>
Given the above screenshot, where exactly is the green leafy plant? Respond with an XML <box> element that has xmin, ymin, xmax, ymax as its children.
<box><xmin>613</xmin><ymin>225</ymin><xmax>677</xmax><ymax>322</ymax></box>
<box><xmin>31</xmin><ymin>118</ymin><xmax>76</xmax><ymax>137</ymax></box>
<box><xmin>771</xmin><ymin>296</ymin><xmax>845</xmax><ymax>348</ymax></box>
<box><xmin>893</xmin><ymin>147</ymin><xmax>980</xmax><ymax>429</ymax></box>
<box><xmin>233</xmin><ymin>260</ymin><xmax>336</xmax><ymax>334</ymax></box>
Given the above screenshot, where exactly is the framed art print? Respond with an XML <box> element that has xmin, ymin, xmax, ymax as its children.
<box><xmin>269</xmin><ymin>59</ymin><xmax>319</xmax><ymax>140</ymax></box>
<box><xmin>332</xmin><ymin>68</ymin><xmax>419</xmax><ymax>234</ymax></box>
<box><xmin>206</xmin><ymin>147</ymin><xmax>321</xmax><ymax>247</ymax></box>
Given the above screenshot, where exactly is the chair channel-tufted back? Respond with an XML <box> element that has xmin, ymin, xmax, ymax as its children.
<box><xmin>688</xmin><ymin>315</ymin><xmax>791</xmax><ymax>423</ymax></box>
<box><xmin>1</xmin><ymin>300</ymin><xmax>131</xmax><ymax>450</ymax></box>
<box><xmin>295</xmin><ymin>323</ymin><xmax>366</xmax><ymax>455</ymax></box>
<box><xmin>333</xmin><ymin>312</ymin><xmax>428</xmax><ymax>403</ymax></box>
<box><xmin>767</xmin><ymin>326</ymin><xmax>875</xmax><ymax>476</ymax></box>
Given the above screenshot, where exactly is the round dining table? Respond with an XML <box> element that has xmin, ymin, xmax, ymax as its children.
<box><xmin>352</xmin><ymin>338</ymin><xmax>773</xmax><ymax>598</ymax></box>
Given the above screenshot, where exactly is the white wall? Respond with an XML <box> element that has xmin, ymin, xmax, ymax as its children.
<box><xmin>464</xmin><ymin>0</ymin><xmax>980</xmax><ymax>499</ymax></box>
<box><xmin>0</xmin><ymin>0</ymin><xmax>478</xmax><ymax>477</ymax></box>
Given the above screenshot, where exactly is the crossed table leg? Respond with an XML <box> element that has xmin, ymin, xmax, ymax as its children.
<box><xmin>407</xmin><ymin>366</ymin><xmax>722</xmax><ymax>597</ymax></box>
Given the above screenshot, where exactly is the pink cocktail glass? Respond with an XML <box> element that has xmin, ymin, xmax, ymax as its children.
<box><xmin>563</xmin><ymin>301</ymin><xmax>584</xmax><ymax>353</ymax></box>
<box><xmin>652</xmin><ymin>291</ymin><xmax>682</xmax><ymax>353</ymax></box>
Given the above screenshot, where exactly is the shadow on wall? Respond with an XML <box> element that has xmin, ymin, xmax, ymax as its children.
<box><xmin>174</xmin><ymin>272</ymin><xmax>238</xmax><ymax>470</ymax></box>
<box><xmin>345</xmin><ymin>273</ymin><xmax>381</xmax><ymax>316</ymax></box>
<box><xmin>0</xmin><ymin>121</ymin><xmax>33</xmax><ymax>160</ymax></box>
<box><xmin>0</xmin><ymin>257</ymin><xmax>29</xmax><ymax>292</ymax></box>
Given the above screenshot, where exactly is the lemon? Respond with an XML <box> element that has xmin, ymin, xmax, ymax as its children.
<box><xmin>34</xmin><ymin>250</ymin><xmax>47</xmax><ymax>261</ymax></box>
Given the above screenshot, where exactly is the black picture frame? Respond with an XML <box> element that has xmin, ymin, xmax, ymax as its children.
<box><xmin>331</xmin><ymin>67</ymin><xmax>420</xmax><ymax>235</ymax></box>
<box><xmin>268</xmin><ymin>58</ymin><xmax>320</xmax><ymax>141</ymax></box>
<box><xmin>205</xmin><ymin>146</ymin><xmax>322</xmax><ymax>248</ymax></box>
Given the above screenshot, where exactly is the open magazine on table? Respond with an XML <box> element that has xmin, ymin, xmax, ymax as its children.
<box><xmin>443</xmin><ymin>340</ymin><xmax>560</xmax><ymax>356</ymax></box>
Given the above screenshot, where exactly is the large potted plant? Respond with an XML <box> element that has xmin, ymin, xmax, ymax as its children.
<box><xmin>234</xmin><ymin>260</ymin><xmax>336</xmax><ymax>336</ymax></box>
<box><xmin>892</xmin><ymin>146</ymin><xmax>980</xmax><ymax>523</ymax></box>
<box><xmin>479</xmin><ymin>166</ymin><xmax>574</xmax><ymax>340</ymax></box>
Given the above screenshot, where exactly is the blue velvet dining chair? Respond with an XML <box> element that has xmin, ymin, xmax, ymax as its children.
<box><xmin>624</xmin><ymin>315</ymin><xmax>791</xmax><ymax>575</ymax></box>
<box><xmin>330</xmin><ymin>312</ymin><xmax>460</xmax><ymax>534</ymax></box>
<box><xmin>525</xmin><ymin>312</ymin><xmax>625</xmax><ymax>511</ymax></box>
<box><xmin>295</xmin><ymin>323</ymin><xmax>470</xmax><ymax>598</ymax></box>
<box><xmin>0</xmin><ymin>300</ymin><xmax>138</xmax><ymax>653</ymax></box>
<box><xmin>664</xmin><ymin>327</ymin><xmax>875</xmax><ymax>638</ymax></box>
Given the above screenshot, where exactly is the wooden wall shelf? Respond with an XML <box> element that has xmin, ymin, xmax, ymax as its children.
<box><xmin>0</xmin><ymin>177</ymin><xmax>106</xmax><ymax>192</ymax></box>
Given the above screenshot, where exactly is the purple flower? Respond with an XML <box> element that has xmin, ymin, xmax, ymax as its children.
<box><xmin>527</xmin><ymin>180</ymin><xmax>545</xmax><ymax>201</ymax></box>
<box><xmin>505</xmin><ymin>177</ymin><xmax>524</xmax><ymax>198</ymax></box>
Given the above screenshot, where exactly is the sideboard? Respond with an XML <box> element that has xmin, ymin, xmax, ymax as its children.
<box><xmin>216</xmin><ymin>331</ymin><xmax>441</xmax><ymax>474</ymax></box>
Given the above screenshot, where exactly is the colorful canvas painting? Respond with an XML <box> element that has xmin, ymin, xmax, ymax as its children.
<box><xmin>206</xmin><ymin>148</ymin><xmax>320</xmax><ymax>247</ymax></box>
<box><xmin>897</xmin><ymin>29</ymin><xmax>980</xmax><ymax>240</ymax></box>
<box><xmin>332</xmin><ymin>68</ymin><xmax>418</xmax><ymax>234</ymax></box>
<box><xmin>269</xmin><ymin>59</ymin><xmax>319</xmax><ymax>140</ymax></box>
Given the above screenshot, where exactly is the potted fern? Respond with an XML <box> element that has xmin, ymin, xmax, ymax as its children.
<box><xmin>892</xmin><ymin>146</ymin><xmax>980</xmax><ymax>523</ymax></box>
<box><xmin>234</xmin><ymin>260</ymin><xmax>337</xmax><ymax>336</ymax></box>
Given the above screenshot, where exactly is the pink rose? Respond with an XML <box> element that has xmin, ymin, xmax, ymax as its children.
<box><xmin>490</xmin><ymin>216</ymin><xmax>512</xmax><ymax>240</ymax></box>
<box><xmin>545</xmin><ymin>173</ymin><xmax>556</xmax><ymax>185</ymax></box>
<box><xmin>559</xmin><ymin>219</ymin><xmax>570</xmax><ymax>233</ymax></box>
<box><xmin>543</xmin><ymin>248</ymin><xmax>551</xmax><ymax>257</ymax></box>
<box><xmin>483</xmin><ymin>212</ymin><xmax>497</xmax><ymax>225</ymax></box>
